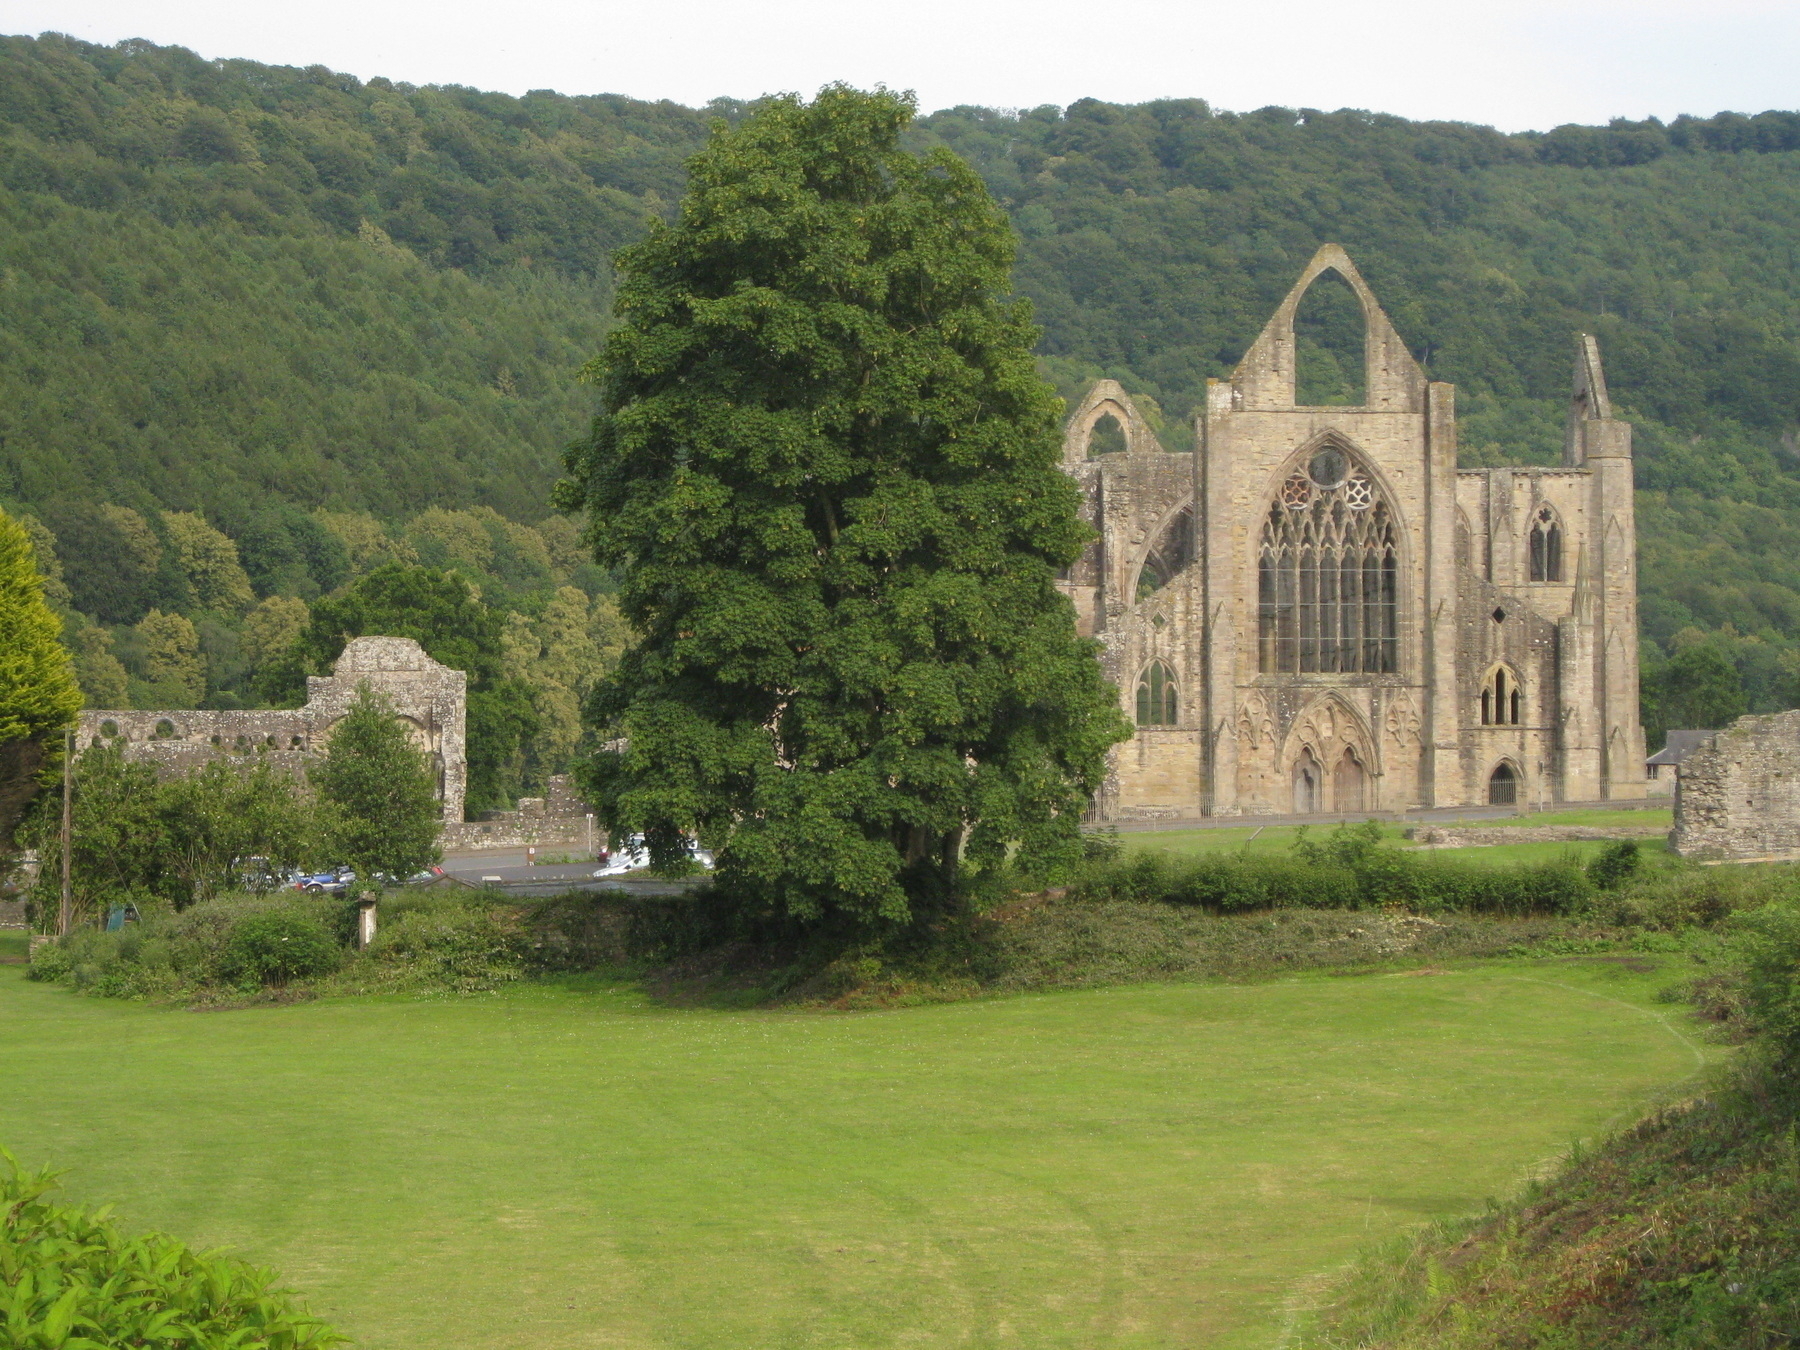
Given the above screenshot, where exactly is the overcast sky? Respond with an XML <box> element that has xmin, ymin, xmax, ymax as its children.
<box><xmin>10</xmin><ymin>0</ymin><xmax>1796</xmax><ymax>131</ymax></box>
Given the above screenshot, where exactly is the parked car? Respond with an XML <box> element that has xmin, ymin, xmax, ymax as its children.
<box><xmin>592</xmin><ymin>836</ymin><xmax>713</xmax><ymax>878</ymax></box>
<box><xmin>291</xmin><ymin>868</ymin><xmax>355</xmax><ymax>895</ymax></box>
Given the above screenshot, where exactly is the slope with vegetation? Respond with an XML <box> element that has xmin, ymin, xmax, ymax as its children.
<box><xmin>4</xmin><ymin>32</ymin><xmax>1800</xmax><ymax>759</ymax></box>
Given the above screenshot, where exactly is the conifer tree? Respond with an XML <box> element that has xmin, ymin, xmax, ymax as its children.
<box><xmin>313</xmin><ymin>685</ymin><xmax>442</xmax><ymax>883</ymax></box>
<box><xmin>0</xmin><ymin>507</ymin><xmax>83</xmax><ymax>849</ymax></box>
<box><xmin>558</xmin><ymin>86</ymin><xmax>1129</xmax><ymax>930</ymax></box>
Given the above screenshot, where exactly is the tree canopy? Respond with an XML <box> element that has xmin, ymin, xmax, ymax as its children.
<box><xmin>313</xmin><ymin>684</ymin><xmax>442</xmax><ymax>883</ymax></box>
<box><xmin>0</xmin><ymin>505</ymin><xmax>81</xmax><ymax>848</ymax></box>
<box><xmin>559</xmin><ymin>86</ymin><xmax>1129</xmax><ymax>928</ymax></box>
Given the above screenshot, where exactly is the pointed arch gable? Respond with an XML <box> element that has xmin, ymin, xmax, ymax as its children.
<box><xmin>1062</xmin><ymin>380</ymin><xmax>1165</xmax><ymax>465</ymax></box>
<box><xmin>1231</xmin><ymin>244</ymin><xmax>1427</xmax><ymax>413</ymax></box>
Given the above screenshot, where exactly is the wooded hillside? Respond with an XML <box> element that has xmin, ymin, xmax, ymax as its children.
<box><xmin>4</xmin><ymin>31</ymin><xmax>1800</xmax><ymax>746</ymax></box>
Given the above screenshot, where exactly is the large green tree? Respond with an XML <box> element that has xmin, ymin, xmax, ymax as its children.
<box><xmin>558</xmin><ymin>86</ymin><xmax>1129</xmax><ymax>930</ymax></box>
<box><xmin>257</xmin><ymin>564</ymin><xmax>539</xmax><ymax>814</ymax></box>
<box><xmin>0</xmin><ymin>507</ymin><xmax>82</xmax><ymax>849</ymax></box>
<box><xmin>313</xmin><ymin>685</ymin><xmax>443</xmax><ymax>885</ymax></box>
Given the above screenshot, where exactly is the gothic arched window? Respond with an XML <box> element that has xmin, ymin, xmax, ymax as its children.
<box><xmin>1528</xmin><ymin>507</ymin><xmax>1562</xmax><ymax>582</ymax></box>
<box><xmin>1136</xmin><ymin>506</ymin><xmax>1195</xmax><ymax>602</ymax></box>
<box><xmin>1136</xmin><ymin>661</ymin><xmax>1178</xmax><ymax>726</ymax></box>
<box><xmin>1480</xmin><ymin>666</ymin><xmax>1522</xmax><ymax>725</ymax></box>
<box><xmin>1257</xmin><ymin>447</ymin><xmax>1399</xmax><ymax>673</ymax></box>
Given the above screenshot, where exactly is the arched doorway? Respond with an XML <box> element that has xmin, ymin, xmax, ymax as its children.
<box><xmin>1488</xmin><ymin>761</ymin><xmax>1519</xmax><ymax>806</ymax></box>
<box><xmin>1335</xmin><ymin>749</ymin><xmax>1366</xmax><ymax>813</ymax></box>
<box><xmin>1292</xmin><ymin>747</ymin><xmax>1322</xmax><ymax>814</ymax></box>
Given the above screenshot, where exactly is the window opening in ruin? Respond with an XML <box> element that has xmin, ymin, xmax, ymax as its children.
<box><xmin>1335</xmin><ymin>749</ymin><xmax>1366</xmax><ymax>812</ymax></box>
<box><xmin>1136</xmin><ymin>505</ymin><xmax>1195</xmax><ymax>602</ymax></box>
<box><xmin>1488</xmin><ymin>761</ymin><xmax>1519</xmax><ymax>805</ymax></box>
<box><xmin>1293</xmin><ymin>268</ymin><xmax>1367</xmax><ymax>406</ymax></box>
<box><xmin>1293</xmin><ymin>747</ymin><xmax>1322</xmax><ymax>813</ymax></box>
<box><xmin>99</xmin><ymin>720</ymin><xmax>118</xmax><ymax>738</ymax></box>
<box><xmin>1257</xmin><ymin>453</ymin><xmax>1398</xmax><ymax>673</ymax></box>
<box><xmin>1136</xmin><ymin>661</ymin><xmax>1178</xmax><ymax>726</ymax></box>
<box><xmin>1481</xmin><ymin>667</ymin><xmax>1522</xmax><ymax>725</ymax></box>
<box><xmin>1529</xmin><ymin>507</ymin><xmax>1563</xmax><ymax>582</ymax></box>
<box><xmin>1087</xmin><ymin>411</ymin><xmax>1128</xmax><ymax>457</ymax></box>
<box><xmin>153</xmin><ymin>719</ymin><xmax>176</xmax><ymax>739</ymax></box>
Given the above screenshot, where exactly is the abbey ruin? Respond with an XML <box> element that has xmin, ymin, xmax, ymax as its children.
<box><xmin>76</xmin><ymin>637</ymin><xmax>468</xmax><ymax>822</ymax></box>
<box><xmin>1057</xmin><ymin>244</ymin><xmax>1646</xmax><ymax>819</ymax></box>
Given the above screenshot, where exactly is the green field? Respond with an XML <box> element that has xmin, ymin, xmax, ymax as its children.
<box><xmin>0</xmin><ymin>958</ymin><xmax>1715</xmax><ymax>1349</ymax></box>
<box><xmin>1116</xmin><ymin>807</ymin><xmax>1674</xmax><ymax>869</ymax></box>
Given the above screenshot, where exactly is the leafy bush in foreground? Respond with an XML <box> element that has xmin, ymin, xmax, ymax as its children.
<box><xmin>0</xmin><ymin>1151</ymin><xmax>343</xmax><ymax>1349</ymax></box>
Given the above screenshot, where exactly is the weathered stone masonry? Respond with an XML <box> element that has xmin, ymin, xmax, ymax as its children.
<box><xmin>1671</xmin><ymin>710</ymin><xmax>1800</xmax><ymax>862</ymax></box>
<box><xmin>77</xmin><ymin>637</ymin><xmax>467</xmax><ymax>822</ymax></box>
<box><xmin>1057</xmin><ymin>245</ymin><xmax>1646</xmax><ymax>819</ymax></box>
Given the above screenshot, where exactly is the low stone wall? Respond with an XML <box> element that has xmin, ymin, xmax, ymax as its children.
<box><xmin>441</xmin><ymin>817</ymin><xmax>595</xmax><ymax>852</ymax></box>
<box><xmin>440</xmin><ymin>773</ymin><xmax>598</xmax><ymax>853</ymax></box>
<box><xmin>0</xmin><ymin>898</ymin><xmax>26</xmax><ymax>929</ymax></box>
<box><xmin>1410</xmin><ymin>824</ymin><xmax>1668</xmax><ymax>849</ymax></box>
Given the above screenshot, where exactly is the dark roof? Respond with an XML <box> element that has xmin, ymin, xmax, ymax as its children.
<box><xmin>1647</xmin><ymin>730</ymin><xmax>1713</xmax><ymax>766</ymax></box>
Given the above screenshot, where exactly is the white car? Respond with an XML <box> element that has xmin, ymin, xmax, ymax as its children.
<box><xmin>592</xmin><ymin>835</ymin><xmax>713</xmax><ymax>878</ymax></box>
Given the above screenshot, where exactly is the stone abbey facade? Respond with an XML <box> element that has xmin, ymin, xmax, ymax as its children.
<box><xmin>1058</xmin><ymin>245</ymin><xmax>1646</xmax><ymax>819</ymax></box>
<box><xmin>76</xmin><ymin>637</ymin><xmax>468</xmax><ymax>822</ymax></box>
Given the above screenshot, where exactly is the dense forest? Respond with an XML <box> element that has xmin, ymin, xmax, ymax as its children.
<box><xmin>4</xmin><ymin>31</ymin><xmax>1800</xmax><ymax>776</ymax></box>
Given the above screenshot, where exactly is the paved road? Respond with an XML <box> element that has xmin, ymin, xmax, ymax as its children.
<box><xmin>436</xmin><ymin>851</ymin><xmax>698</xmax><ymax>897</ymax></box>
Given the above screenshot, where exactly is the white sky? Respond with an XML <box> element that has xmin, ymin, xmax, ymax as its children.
<box><xmin>10</xmin><ymin>0</ymin><xmax>1797</xmax><ymax>131</ymax></box>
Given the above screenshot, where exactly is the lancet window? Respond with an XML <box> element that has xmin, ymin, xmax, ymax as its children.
<box><xmin>1136</xmin><ymin>661</ymin><xmax>1178</xmax><ymax>726</ymax></box>
<box><xmin>1480</xmin><ymin>666</ymin><xmax>1522</xmax><ymax>725</ymax></box>
<box><xmin>1257</xmin><ymin>447</ymin><xmax>1399</xmax><ymax>673</ymax></box>
<box><xmin>1528</xmin><ymin>507</ymin><xmax>1562</xmax><ymax>582</ymax></box>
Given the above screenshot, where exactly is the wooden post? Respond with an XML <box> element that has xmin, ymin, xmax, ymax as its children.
<box><xmin>58</xmin><ymin>727</ymin><xmax>73</xmax><ymax>937</ymax></box>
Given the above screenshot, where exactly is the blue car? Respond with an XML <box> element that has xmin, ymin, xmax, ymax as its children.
<box><xmin>290</xmin><ymin>868</ymin><xmax>355</xmax><ymax>895</ymax></box>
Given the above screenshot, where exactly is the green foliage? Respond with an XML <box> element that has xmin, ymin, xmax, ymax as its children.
<box><xmin>261</xmin><ymin>564</ymin><xmax>539</xmax><ymax>812</ymax></box>
<box><xmin>313</xmin><ymin>684</ymin><xmax>442</xmax><ymax>879</ymax></box>
<box><xmin>1078</xmin><ymin>820</ymin><xmax>1596</xmax><ymax>917</ymax></box>
<box><xmin>1587</xmin><ymin>838</ymin><xmax>1644</xmax><ymax>890</ymax></box>
<box><xmin>1642</xmin><ymin>638</ymin><xmax>1749</xmax><ymax>746</ymax></box>
<box><xmin>219</xmin><ymin>907</ymin><xmax>342</xmax><ymax>987</ymax></box>
<box><xmin>560</xmin><ymin>86</ymin><xmax>1129</xmax><ymax>930</ymax></box>
<box><xmin>359</xmin><ymin>902</ymin><xmax>525</xmax><ymax>992</ymax></box>
<box><xmin>20</xmin><ymin>743</ymin><xmax>311</xmax><ymax>924</ymax></box>
<box><xmin>0</xmin><ymin>1150</ymin><xmax>344</xmax><ymax>1349</ymax></box>
<box><xmin>1733</xmin><ymin>902</ymin><xmax>1800</xmax><ymax>1068</ymax></box>
<box><xmin>0</xmin><ymin>505</ymin><xmax>80</xmax><ymax>849</ymax></box>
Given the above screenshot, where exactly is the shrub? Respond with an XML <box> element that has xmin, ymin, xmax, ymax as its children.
<box><xmin>361</xmin><ymin>902</ymin><xmax>525</xmax><ymax>992</ymax></box>
<box><xmin>1733</xmin><ymin>902</ymin><xmax>1800</xmax><ymax>1068</ymax></box>
<box><xmin>218</xmin><ymin>908</ymin><xmax>342</xmax><ymax>987</ymax></box>
<box><xmin>1071</xmin><ymin>823</ymin><xmax>1592</xmax><ymax>918</ymax></box>
<box><xmin>1587</xmin><ymin>838</ymin><xmax>1643</xmax><ymax>890</ymax></box>
<box><xmin>0</xmin><ymin>1149</ymin><xmax>344</xmax><ymax>1348</ymax></box>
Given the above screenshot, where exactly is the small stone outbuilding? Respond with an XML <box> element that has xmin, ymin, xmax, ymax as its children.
<box><xmin>76</xmin><ymin>636</ymin><xmax>467</xmax><ymax>821</ymax></box>
<box><xmin>1671</xmin><ymin>711</ymin><xmax>1800</xmax><ymax>862</ymax></box>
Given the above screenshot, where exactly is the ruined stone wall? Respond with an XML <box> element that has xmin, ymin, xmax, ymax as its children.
<box><xmin>1671</xmin><ymin>711</ymin><xmax>1800</xmax><ymax>861</ymax></box>
<box><xmin>76</xmin><ymin>636</ymin><xmax>468</xmax><ymax>822</ymax></box>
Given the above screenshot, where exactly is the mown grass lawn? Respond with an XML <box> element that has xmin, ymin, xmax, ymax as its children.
<box><xmin>1118</xmin><ymin>806</ymin><xmax>1674</xmax><ymax>869</ymax></box>
<box><xmin>0</xmin><ymin>959</ymin><xmax>1713</xmax><ymax>1350</ymax></box>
